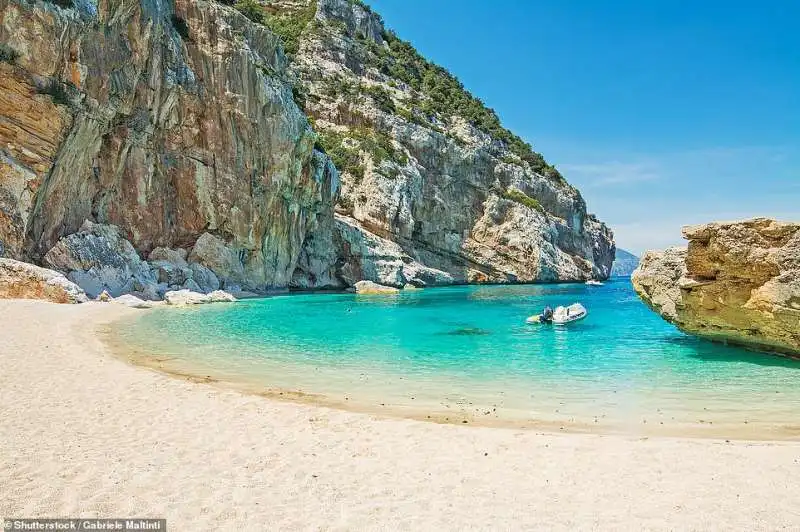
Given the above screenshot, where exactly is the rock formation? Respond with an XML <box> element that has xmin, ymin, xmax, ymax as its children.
<box><xmin>0</xmin><ymin>0</ymin><xmax>337</xmax><ymax>293</ymax></box>
<box><xmin>611</xmin><ymin>249</ymin><xmax>639</xmax><ymax>277</ymax></box>
<box><xmin>111</xmin><ymin>294</ymin><xmax>156</xmax><ymax>309</ymax></box>
<box><xmin>632</xmin><ymin>218</ymin><xmax>800</xmax><ymax>357</ymax></box>
<box><xmin>44</xmin><ymin>221</ymin><xmax>159</xmax><ymax>299</ymax></box>
<box><xmin>0</xmin><ymin>258</ymin><xmax>87</xmax><ymax>303</ymax></box>
<box><xmin>284</xmin><ymin>0</ymin><xmax>615</xmax><ymax>286</ymax></box>
<box><xmin>0</xmin><ymin>0</ymin><xmax>614</xmax><ymax>301</ymax></box>
<box><xmin>353</xmin><ymin>280</ymin><xmax>399</xmax><ymax>295</ymax></box>
<box><xmin>164</xmin><ymin>289</ymin><xmax>237</xmax><ymax>306</ymax></box>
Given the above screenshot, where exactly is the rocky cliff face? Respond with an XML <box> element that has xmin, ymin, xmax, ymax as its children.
<box><xmin>632</xmin><ymin>218</ymin><xmax>800</xmax><ymax>357</ymax></box>
<box><xmin>0</xmin><ymin>0</ymin><xmax>613</xmax><ymax>298</ymax></box>
<box><xmin>0</xmin><ymin>0</ymin><xmax>337</xmax><ymax>292</ymax></box>
<box><xmin>286</xmin><ymin>0</ymin><xmax>615</xmax><ymax>287</ymax></box>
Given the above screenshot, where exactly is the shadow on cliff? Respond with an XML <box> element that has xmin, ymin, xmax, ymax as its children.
<box><xmin>666</xmin><ymin>336</ymin><xmax>800</xmax><ymax>369</ymax></box>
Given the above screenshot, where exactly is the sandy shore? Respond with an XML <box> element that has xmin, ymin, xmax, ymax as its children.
<box><xmin>2</xmin><ymin>300</ymin><xmax>799</xmax><ymax>530</ymax></box>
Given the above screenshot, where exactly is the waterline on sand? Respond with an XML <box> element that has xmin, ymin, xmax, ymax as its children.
<box><xmin>105</xmin><ymin>280</ymin><xmax>800</xmax><ymax>439</ymax></box>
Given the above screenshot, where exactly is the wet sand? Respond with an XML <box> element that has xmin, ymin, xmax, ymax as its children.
<box><xmin>2</xmin><ymin>299</ymin><xmax>800</xmax><ymax>530</ymax></box>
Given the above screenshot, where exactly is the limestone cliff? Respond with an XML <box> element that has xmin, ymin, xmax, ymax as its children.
<box><xmin>0</xmin><ymin>0</ymin><xmax>614</xmax><ymax>297</ymax></box>
<box><xmin>285</xmin><ymin>0</ymin><xmax>615</xmax><ymax>287</ymax></box>
<box><xmin>0</xmin><ymin>0</ymin><xmax>337</xmax><ymax>292</ymax></box>
<box><xmin>632</xmin><ymin>218</ymin><xmax>800</xmax><ymax>357</ymax></box>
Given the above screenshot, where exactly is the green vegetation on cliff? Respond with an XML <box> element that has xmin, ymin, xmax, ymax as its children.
<box><xmin>362</xmin><ymin>84</ymin><xmax>396</xmax><ymax>113</ymax></box>
<box><xmin>361</xmin><ymin>31</ymin><xmax>562</xmax><ymax>181</ymax></box>
<box><xmin>316</xmin><ymin>126</ymin><xmax>407</xmax><ymax>182</ymax></box>
<box><xmin>0</xmin><ymin>43</ymin><xmax>19</xmax><ymax>63</ymax></box>
<box><xmin>233</xmin><ymin>0</ymin><xmax>264</xmax><ymax>23</ymax></box>
<box><xmin>316</xmin><ymin>130</ymin><xmax>363</xmax><ymax>180</ymax></box>
<box><xmin>503</xmin><ymin>188</ymin><xmax>544</xmax><ymax>213</ymax></box>
<box><xmin>262</xmin><ymin>3</ymin><xmax>316</xmax><ymax>56</ymax></box>
<box><xmin>240</xmin><ymin>0</ymin><xmax>564</xmax><ymax>186</ymax></box>
<box><xmin>233</xmin><ymin>0</ymin><xmax>315</xmax><ymax>56</ymax></box>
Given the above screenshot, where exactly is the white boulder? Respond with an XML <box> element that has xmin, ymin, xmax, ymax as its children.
<box><xmin>164</xmin><ymin>289</ymin><xmax>237</xmax><ymax>306</ymax></box>
<box><xmin>112</xmin><ymin>294</ymin><xmax>154</xmax><ymax>309</ymax></box>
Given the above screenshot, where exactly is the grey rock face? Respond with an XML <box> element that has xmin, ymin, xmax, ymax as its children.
<box><xmin>150</xmin><ymin>260</ymin><xmax>192</xmax><ymax>286</ymax></box>
<box><xmin>182</xmin><ymin>278</ymin><xmax>203</xmax><ymax>293</ymax></box>
<box><xmin>188</xmin><ymin>263</ymin><xmax>220</xmax><ymax>293</ymax></box>
<box><xmin>188</xmin><ymin>233</ymin><xmax>247</xmax><ymax>290</ymax></box>
<box><xmin>148</xmin><ymin>248</ymin><xmax>189</xmax><ymax>269</ymax></box>
<box><xmin>288</xmin><ymin>0</ymin><xmax>615</xmax><ymax>285</ymax></box>
<box><xmin>289</xmin><ymin>151</ymin><xmax>342</xmax><ymax>289</ymax></box>
<box><xmin>0</xmin><ymin>258</ymin><xmax>88</xmax><ymax>304</ymax></box>
<box><xmin>44</xmin><ymin>221</ymin><xmax>157</xmax><ymax>298</ymax></box>
<box><xmin>333</xmin><ymin>214</ymin><xmax>453</xmax><ymax>288</ymax></box>
<box><xmin>316</xmin><ymin>0</ymin><xmax>383</xmax><ymax>43</ymax></box>
<box><xmin>138</xmin><ymin>282</ymin><xmax>169</xmax><ymax>302</ymax></box>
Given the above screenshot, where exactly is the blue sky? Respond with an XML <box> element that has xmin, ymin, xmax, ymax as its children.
<box><xmin>366</xmin><ymin>0</ymin><xmax>800</xmax><ymax>255</ymax></box>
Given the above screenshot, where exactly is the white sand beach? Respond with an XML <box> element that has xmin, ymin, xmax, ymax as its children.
<box><xmin>1</xmin><ymin>299</ymin><xmax>799</xmax><ymax>531</ymax></box>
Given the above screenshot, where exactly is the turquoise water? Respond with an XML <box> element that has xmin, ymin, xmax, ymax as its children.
<box><xmin>114</xmin><ymin>279</ymin><xmax>800</xmax><ymax>436</ymax></box>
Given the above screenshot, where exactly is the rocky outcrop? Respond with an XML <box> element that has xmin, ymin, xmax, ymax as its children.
<box><xmin>188</xmin><ymin>263</ymin><xmax>220</xmax><ymax>293</ymax></box>
<box><xmin>0</xmin><ymin>258</ymin><xmax>87</xmax><ymax>303</ymax></box>
<box><xmin>164</xmin><ymin>289</ymin><xmax>237</xmax><ymax>306</ymax></box>
<box><xmin>0</xmin><ymin>0</ymin><xmax>338</xmax><ymax>292</ymax></box>
<box><xmin>333</xmin><ymin>214</ymin><xmax>454</xmax><ymax>288</ymax></box>
<box><xmin>632</xmin><ymin>218</ymin><xmax>800</xmax><ymax>357</ymax></box>
<box><xmin>44</xmin><ymin>221</ymin><xmax>158</xmax><ymax>299</ymax></box>
<box><xmin>112</xmin><ymin>294</ymin><xmax>156</xmax><ymax>309</ymax></box>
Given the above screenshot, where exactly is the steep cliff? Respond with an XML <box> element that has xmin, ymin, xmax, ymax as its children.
<box><xmin>632</xmin><ymin>219</ymin><xmax>800</xmax><ymax>357</ymax></box>
<box><xmin>0</xmin><ymin>0</ymin><xmax>614</xmax><ymax>296</ymax></box>
<box><xmin>285</xmin><ymin>0</ymin><xmax>615</xmax><ymax>287</ymax></box>
<box><xmin>0</xmin><ymin>0</ymin><xmax>337</xmax><ymax>292</ymax></box>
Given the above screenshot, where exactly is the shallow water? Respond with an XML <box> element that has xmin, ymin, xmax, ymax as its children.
<box><xmin>113</xmin><ymin>279</ymin><xmax>800</xmax><ymax>436</ymax></box>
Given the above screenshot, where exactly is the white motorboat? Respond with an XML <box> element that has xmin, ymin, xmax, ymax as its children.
<box><xmin>526</xmin><ymin>303</ymin><xmax>588</xmax><ymax>325</ymax></box>
<box><xmin>585</xmin><ymin>280</ymin><xmax>604</xmax><ymax>286</ymax></box>
<box><xmin>552</xmin><ymin>303</ymin><xmax>588</xmax><ymax>324</ymax></box>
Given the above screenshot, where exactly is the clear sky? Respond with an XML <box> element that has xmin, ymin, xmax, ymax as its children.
<box><xmin>366</xmin><ymin>0</ymin><xmax>799</xmax><ymax>255</ymax></box>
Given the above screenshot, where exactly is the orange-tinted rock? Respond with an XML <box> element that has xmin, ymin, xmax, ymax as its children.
<box><xmin>0</xmin><ymin>258</ymin><xmax>87</xmax><ymax>303</ymax></box>
<box><xmin>0</xmin><ymin>0</ymin><xmax>338</xmax><ymax>291</ymax></box>
<box><xmin>633</xmin><ymin>218</ymin><xmax>800</xmax><ymax>357</ymax></box>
